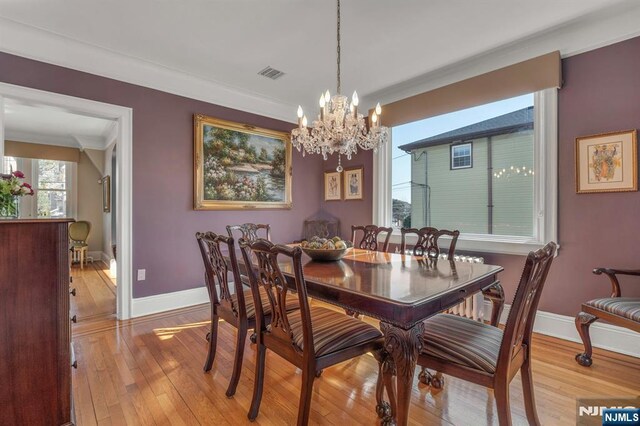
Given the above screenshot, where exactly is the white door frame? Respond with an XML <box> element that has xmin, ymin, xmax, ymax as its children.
<box><xmin>0</xmin><ymin>82</ymin><xmax>134</xmax><ymax>320</ymax></box>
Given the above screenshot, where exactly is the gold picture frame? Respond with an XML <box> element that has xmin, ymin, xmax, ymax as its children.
<box><xmin>194</xmin><ymin>114</ymin><xmax>293</xmax><ymax>210</ymax></box>
<box><xmin>344</xmin><ymin>167</ymin><xmax>363</xmax><ymax>200</ymax></box>
<box><xmin>575</xmin><ymin>129</ymin><xmax>637</xmax><ymax>194</ymax></box>
<box><xmin>101</xmin><ymin>175</ymin><xmax>111</xmax><ymax>213</ymax></box>
<box><xmin>324</xmin><ymin>170</ymin><xmax>342</xmax><ymax>201</ymax></box>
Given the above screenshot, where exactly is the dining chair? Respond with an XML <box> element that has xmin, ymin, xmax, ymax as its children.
<box><xmin>412</xmin><ymin>241</ymin><xmax>557</xmax><ymax>426</ymax></box>
<box><xmin>226</xmin><ymin>223</ymin><xmax>271</xmax><ymax>242</ymax></box>
<box><xmin>239</xmin><ymin>239</ymin><xmax>387</xmax><ymax>425</ymax></box>
<box><xmin>351</xmin><ymin>224</ymin><xmax>393</xmax><ymax>252</ymax></box>
<box><xmin>400</xmin><ymin>226</ymin><xmax>459</xmax><ymax>258</ymax></box>
<box><xmin>69</xmin><ymin>221</ymin><xmax>91</xmax><ymax>269</ymax></box>
<box><xmin>195</xmin><ymin>231</ymin><xmax>299</xmax><ymax>398</ymax></box>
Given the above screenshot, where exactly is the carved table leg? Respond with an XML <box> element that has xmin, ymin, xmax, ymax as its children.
<box><xmin>575</xmin><ymin>311</ymin><xmax>598</xmax><ymax>367</ymax></box>
<box><xmin>482</xmin><ymin>282</ymin><xmax>505</xmax><ymax>326</ymax></box>
<box><xmin>380</xmin><ymin>321</ymin><xmax>424</xmax><ymax>426</ymax></box>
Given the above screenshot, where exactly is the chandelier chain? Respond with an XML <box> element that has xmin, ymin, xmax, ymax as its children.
<box><xmin>336</xmin><ymin>0</ymin><xmax>341</xmax><ymax>94</ymax></box>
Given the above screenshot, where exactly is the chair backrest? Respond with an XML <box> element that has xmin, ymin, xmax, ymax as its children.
<box><xmin>351</xmin><ymin>225</ymin><xmax>393</xmax><ymax>252</ymax></box>
<box><xmin>226</xmin><ymin>223</ymin><xmax>271</xmax><ymax>243</ymax></box>
<box><xmin>498</xmin><ymin>241</ymin><xmax>557</xmax><ymax>369</ymax></box>
<box><xmin>239</xmin><ymin>239</ymin><xmax>314</xmax><ymax>355</ymax></box>
<box><xmin>302</xmin><ymin>219</ymin><xmax>340</xmax><ymax>240</ymax></box>
<box><xmin>400</xmin><ymin>227</ymin><xmax>460</xmax><ymax>259</ymax></box>
<box><xmin>69</xmin><ymin>221</ymin><xmax>91</xmax><ymax>243</ymax></box>
<box><xmin>196</xmin><ymin>231</ymin><xmax>245</xmax><ymax>315</ymax></box>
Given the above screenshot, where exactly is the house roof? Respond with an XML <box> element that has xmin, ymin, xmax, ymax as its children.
<box><xmin>398</xmin><ymin>106</ymin><xmax>534</xmax><ymax>152</ymax></box>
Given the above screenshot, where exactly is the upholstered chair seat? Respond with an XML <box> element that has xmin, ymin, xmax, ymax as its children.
<box><xmin>285</xmin><ymin>306</ymin><xmax>383</xmax><ymax>356</ymax></box>
<box><xmin>231</xmin><ymin>287</ymin><xmax>299</xmax><ymax>319</ymax></box>
<box><xmin>584</xmin><ymin>297</ymin><xmax>640</xmax><ymax>322</ymax></box>
<box><xmin>421</xmin><ymin>313</ymin><xmax>502</xmax><ymax>374</ymax></box>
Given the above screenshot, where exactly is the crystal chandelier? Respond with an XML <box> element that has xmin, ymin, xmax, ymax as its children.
<box><xmin>291</xmin><ymin>0</ymin><xmax>389</xmax><ymax>172</ymax></box>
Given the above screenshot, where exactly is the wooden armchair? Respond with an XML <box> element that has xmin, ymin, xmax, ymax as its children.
<box><xmin>400</xmin><ymin>226</ymin><xmax>459</xmax><ymax>259</ymax></box>
<box><xmin>239</xmin><ymin>239</ymin><xmax>387</xmax><ymax>425</ymax></box>
<box><xmin>410</xmin><ymin>242</ymin><xmax>557</xmax><ymax>426</ymax></box>
<box><xmin>575</xmin><ymin>268</ymin><xmax>640</xmax><ymax>367</ymax></box>
<box><xmin>195</xmin><ymin>231</ymin><xmax>298</xmax><ymax>397</ymax></box>
<box><xmin>351</xmin><ymin>224</ymin><xmax>393</xmax><ymax>252</ymax></box>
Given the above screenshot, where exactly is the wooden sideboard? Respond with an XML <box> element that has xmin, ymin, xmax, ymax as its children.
<box><xmin>0</xmin><ymin>219</ymin><xmax>75</xmax><ymax>425</ymax></box>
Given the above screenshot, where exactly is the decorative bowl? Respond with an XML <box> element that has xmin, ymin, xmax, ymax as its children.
<box><xmin>301</xmin><ymin>246</ymin><xmax>351</xmax><ymax>262</ymax></box>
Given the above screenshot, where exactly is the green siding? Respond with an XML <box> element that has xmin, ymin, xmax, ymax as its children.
<box><xmin>407</xmin><ymin>130</ymin><xmax>533</xmax><ymax>237</ymax></box>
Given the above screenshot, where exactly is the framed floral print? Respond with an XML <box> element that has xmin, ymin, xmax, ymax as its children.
<box><xmin>344</xmin><ymin>167</ymin><xmax>363</xmax><ymax>200</ymax></box>
<box><xmin>575</xmin><ymin>129</ymin><xmax>637</xmax><ymax>194</ymax></box>
<box><xmin>194</xmin><ymin>114</ymin><xmax>293</xmax><ymax>210</ymax></box>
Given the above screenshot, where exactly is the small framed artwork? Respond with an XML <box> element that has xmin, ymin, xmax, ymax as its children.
<box><xmin>101</xmin><ymin>175</ymin><xmax>111</xmax><ymax>213</ymax></box>
<box><xmin>324</xmin><ymin>171</ymin><xmax>342</xmax><ymax>201</ymax></box>
<box><xmin>344</xmin><ymin>167</ymin><xmax>363</xmax><ymax>200</ymax></box>
<box><xmin>576</xmin><ymin>129</ymin><xmax>638</xmax><ymax>194</ymax></box>
<box><xmin>193</xmin><ymin>114</ymin><xmax>293</xmax><ymax>210</ymax></box>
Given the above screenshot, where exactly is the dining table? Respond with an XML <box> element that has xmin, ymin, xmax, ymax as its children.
<box><xmin>232</xmin><ymin>247</ymin><xmax>504</xmax><ymax>426</ymax></box>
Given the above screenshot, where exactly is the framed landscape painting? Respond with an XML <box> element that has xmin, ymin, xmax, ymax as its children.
<box><xmin>194</xmin><ymin>114</ymin><xmax>292</xmax><ymax>210</ymax></box>
<box><xmin>575</xmin><ymin>129</ymin><xmax>637</xmax><ymax>194</ymax></box>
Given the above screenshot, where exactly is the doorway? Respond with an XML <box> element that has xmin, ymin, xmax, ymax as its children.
<box><xmin>0</xmin><ymin>82</ymin><xmax>133</xmax><ymax>320</ymax></box>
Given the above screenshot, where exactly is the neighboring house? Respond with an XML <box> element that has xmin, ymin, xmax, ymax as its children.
<box><xmin>398</xmin><ymin>106</ymin><xmax>534</xmax><ymax>236</ymax></box>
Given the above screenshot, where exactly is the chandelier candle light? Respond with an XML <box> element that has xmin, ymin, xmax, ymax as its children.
<box><xmin>291</xmin><ymin>0</ymin><xmax>389</xmax><ymax>172</ymax></box>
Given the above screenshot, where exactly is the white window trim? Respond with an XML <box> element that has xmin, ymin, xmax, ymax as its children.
<box><xmin>373</xmin><ymin>88</ymin><xmax>558</xmax><ymax>256</ymax></box>
<box><xmin>450</xmin><ymin>142</ymin><xmax>473</xmax><ymax>169</ymax></box>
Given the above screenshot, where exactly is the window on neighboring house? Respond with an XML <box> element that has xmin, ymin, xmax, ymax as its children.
<box><xmin>451</xmin><ymin>142</ymin><xmax>472</xmax><ymax>169</ymax></box>
<box><xmin>377</xmin><ymin>89</ymin><xmax>557</xmax><ymax>255</ymax></box>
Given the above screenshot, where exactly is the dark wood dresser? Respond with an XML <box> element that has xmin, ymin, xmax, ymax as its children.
<box><xmin>0</xmin><ymin>219</ymin><xmax>75</xmax><ymax>425</ymax></box>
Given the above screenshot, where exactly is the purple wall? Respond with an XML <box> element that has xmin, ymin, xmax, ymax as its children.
<box><xmin>3</xmin><ymin>34</ymin><xmax>640</xmax><ymax>313</ymax></box>
<box><xmin>0</xmin><ymin>52</ymin><xmax>325</xmax><ymax>298</ymax></box>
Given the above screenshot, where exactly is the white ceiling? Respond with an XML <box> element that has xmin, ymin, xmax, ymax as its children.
<box><xmin>1</xmin><ymin>0</ymin><xmax>640</xmax><ymax>121</ymax></box>
<box><xmin>4</xmin><ymin>98</ymin><xmax>116</xmax><ymax>149</ymax></box>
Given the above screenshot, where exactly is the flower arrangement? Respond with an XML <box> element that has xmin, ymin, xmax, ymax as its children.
<box><xmin>0</xmin><ymin>170</ymin><xmax>34</xmax><ymax>218</ymax></box>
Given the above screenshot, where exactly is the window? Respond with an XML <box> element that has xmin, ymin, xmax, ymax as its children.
<box><xmin>451</xmin><ymin>143</ymin><xmax>472</xmax><ymax>169</ymax></box>
<box><xmin>36</xmin><ymin>159</ymin><xmax>72</xmax><ymax>218</ymax></box>
<box><xmin>375</xmin><ymin>89</ymin><xmax>557</xmax><ymax>255</ymax></box>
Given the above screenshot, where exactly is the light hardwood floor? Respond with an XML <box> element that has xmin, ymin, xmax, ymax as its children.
<box><xmin>70</xmin><ymin>266</ymin><xmax>640</xmax><ymax>425</ymax></box>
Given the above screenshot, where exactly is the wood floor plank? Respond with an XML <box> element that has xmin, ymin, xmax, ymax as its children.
<box><xmin>71</xmin><ymin>266</ymin><xmax>640</xmax><ymax>426</ymax></box>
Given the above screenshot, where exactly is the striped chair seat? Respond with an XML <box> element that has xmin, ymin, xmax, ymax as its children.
<box><xmin>421</xmin><ymin>313</ymin><xmax>503</xmax><ymax>373</ymax></box>
<box><xmin>231</xmin><ymin>287</ymin><xmax>299</xmax><ymax>319</ymax></box>
<box><xmin>286</xmin><ymin>306</ymin><xmax>383</xmax><ymax>357</ymax></box>
<box><xmin>586</xmin><ymin>297</ymin><xmax>640</xmax><ymax>322</ymax></box>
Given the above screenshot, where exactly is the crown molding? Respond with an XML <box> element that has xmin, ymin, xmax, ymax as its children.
<box><xmin>363</xmin><ymin>0</ymin><xmax>640</xmax><ymax>108</ymax></box>
<box><xmin>0</xmin><ymin>17</ymin><xmax>297</xmax><ymax>123</ymax></box>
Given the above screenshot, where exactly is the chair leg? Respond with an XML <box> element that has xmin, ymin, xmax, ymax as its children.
<box><xmin>382</xmin><ymin>355</ymin><xmax>397</xmax><ymax>421</ymax></box>
<box><xmin>248</xmin><ymin>344</ymin><xmax>266</xmax><ymax>421</ymax></box>
<box><xmin>226</xmin><ymin>323</ymin><xmax>247</xmax><ymax>398</ymax></box>
<box><xmin>575</xmin><ymin>311</ymin><xmax>598</xmax><ymax>367</ymax></box>
<box><xmin>297</xmin><ymin>367</ymin><xmax>316</xmax><ymax>426</ymax></box>
<box><xmin>203</xmin><ymin>315</ymin><xmax>219</xmax><ymax>372</ymax></box>
<box><xmin>80</xmin><ymin>249</ymin><xmax>84</xmax><ymax>270</ymax></box>
<box><xmin>521</xmin><ymin>356</ymin><xmax>540</xmax><ymax>426</ymax></box>
<box><xmin>494</xmin><ymin>382</ymin><xmax>512</xmax><ymax>426</ymax></box>
<box><xmin>373</xmin><ymin>350</ymin><xmax>391</xmax><ymax>419</ymax></box>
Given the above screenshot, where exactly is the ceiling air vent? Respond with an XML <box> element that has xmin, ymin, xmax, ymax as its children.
<box><xmin>257</xmin><ymin>66</ymin><xmax>285</xmax><ymax>80</ymax></box>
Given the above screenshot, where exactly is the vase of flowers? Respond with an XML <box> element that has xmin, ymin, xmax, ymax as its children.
<box><xmin>0</xmin><ymin>170</ymin><xmax>34</xmax><ymax>219</ymax></box>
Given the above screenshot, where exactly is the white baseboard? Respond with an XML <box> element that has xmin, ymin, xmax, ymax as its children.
<box><xmin>100</xmin><ymin>251</ymin><xmax>112</xmax><ymax>266</ymax></box>
<box><xmin>483</xmin><ymin>301</ymin><xmax>640</xmax><ymax>359</ymax></box>
<box><xmin>131</xmin><ymin>286</ymin><xmax>209</xmax><ymax>318</ymax></box>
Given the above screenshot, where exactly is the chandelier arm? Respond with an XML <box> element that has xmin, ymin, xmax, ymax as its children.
<box><xmin>336</xmin><ymin>0</ymin><xmax>341</xmax><ymax>95</ymax></box>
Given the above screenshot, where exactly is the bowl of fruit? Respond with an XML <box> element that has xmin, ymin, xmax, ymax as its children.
<box><xmin>300</xmin><ymin>236</ymin><xmax>353</xmax><ymax>261</ymax></box>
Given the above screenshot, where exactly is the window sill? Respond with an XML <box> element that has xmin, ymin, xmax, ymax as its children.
<box><xmin>388</xmin><ymin>231</ymin><xmax>558</xmax><ymax>256</ymax></box>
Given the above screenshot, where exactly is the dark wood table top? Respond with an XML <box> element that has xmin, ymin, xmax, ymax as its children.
<box><xmin>238</xmin><ymin>247</ymin><xmax>503</xmax><ymax>329</ymax></box>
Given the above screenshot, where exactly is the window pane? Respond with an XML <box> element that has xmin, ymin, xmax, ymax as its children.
<box><xmin>4</xmin><ymin>156</ymin><xmax>17</xmax><ymax>173</ymax></box>
<box><xmin>391</xmin><ymin>94</ymin><xmax>534</xmax><ymax>236</ymax></box>
<box><xmin>37</xmin><ymin>190</ymin><xmax>67</xmax><ymax>217</ymax></box>
<box><xmin>38</xmin><ymin>160</ymin><xmax>67</xmax><ymax>190</ymax></box>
